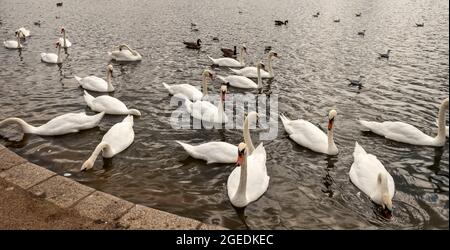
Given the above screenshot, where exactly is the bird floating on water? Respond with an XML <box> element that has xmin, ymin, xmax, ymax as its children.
<box><xmin>346</xmin><ymin>76</ymin><xmax>364</xmax><ymax>89</ymax></box>
<box><xmin>358</xmin><ymin>30</ymin><xmax>366</xmax><ymax>36</ymax></box>
<box><xmin>416</xmin><ymin>22</ymin><xmax>424</xmax><ymax>27</ymax></box>
<box><xmin>183</xmin><ymin>39</ymin><xmax>202</xmax><ymax>50</ymax></box>
<box><xmin>355</xmin><ymin>13</ymin><xmax>362</xmax><ymax>17</ymax></box>
<box><xmin>221</xmin><ymin>46</ymin><xmax>236</xmax><ymax>58</ymax></box>
<box><xmin>56</xmin><ymin>2</ymin><xmax>63</xmax><ymax>7</ymax></box>
<box><xmin>274</xmin><ymin>20</ymin><xmax>288</xmax><ymax>25</ymax></box>
<box><xmin>378</xmin><ymin>50</ymin><xmax>391</xmax><ymax>59</ymax></box>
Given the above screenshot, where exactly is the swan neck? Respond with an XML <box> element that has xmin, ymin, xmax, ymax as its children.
<box><xmin>268</xmin><ymin>54</ymin><xmax>274</xmax><ymax>77</ymax></box>
<box><xmin>239</xmin><ymin>48</ymin><xmax>245</xmax><ymax>65</ymax></box>
<box><xmin>63</xmin><ymin>30</ymin><xmax>66</xmax><ymax>47</ymax></box>
<box><xmin>56</xmin><ymin>46</ymin><xmax>62</xmax><ymax>63</ymax></box>
<box><xmin>0</xmin><ymin>118</ymin><xmax>36</xmax><ymax>134</ymax></box>
<box><xmin>257</xmin><ymin>65</ymin><xmax>262</xmax><ymax>88</ymax></box>
<box><xmin>202</xmin><ymin>75</ymin><xmax>208</xmax><ymax>96</ymax></box>
<box><xmin>436</xmin><ymin>102</ymin><xmax>447</xmax><ymax>142</ymax></box>
<box><xmin>16</xmin><ymin>35</ymin><xmax>21</xmax><ymax>48</ymax></box>
<box><xmin>243</xmin><ymin>115</ymin><xmax>255</xmax><ymax>155</ymax></box>
<box><xmin>107</xmin><ymin>70</ymin><xmax>113</xmax><ymax>91</ymax></box>
<box><xmin>235</xmin><ymin>151</ymin><xmax>248</xmax><ymax>202</ymax></box>
<box><xmin>327</xmin><ymin>127</ymin><xmax>337</xmax><ymax>154</ymax></box>
<box><xmin>87</xmin><ymin>142</ymin><xmax>109</xmax><ymax>165</ymax></box>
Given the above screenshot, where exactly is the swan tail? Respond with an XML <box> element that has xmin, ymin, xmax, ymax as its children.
<box><xmin>92</xmin><ymin>111</ymin><xmax>106</xmax><ymax>125</ymax></box>
<box><xmin>162</xmin><ymin>82</ymin><xmax>172</xmax><ymax>93</ymax></box>
<box><xmin>128</xmin><ymin>109</ymin><xmax>141</xmax><ymax>116</ymax></box>
<box><xmin>207</xmin><ymin>55</ymin><xmax>216</xmax><ymax>64</ymax></box>
<box><xmin>0</xmin><ymin>117</ymin><xmax>35</xmax><ymax>134</ymax></box>
<box><xmin>176</xmin><ymin>141</ymin><xmax>197</xmax><ymax>157</ymax></box>
<box><xmin>358</xmin><ymin>119</ymin><xmax>374</xmax><ymax>131</ymax></box>
<box><xmin>74</xmin><ymin>75</ymin><xmax>82</xmax><ymax>84</ymax></box>
<box><xmin>83</xmin><ymin>90</ymin><xmax>95</xmax><ymax>106</ymax></box>
<box><xmin>353</xmin><ymin>141</ymin><xmax>367</xmax><ymax>159</ymax></box>
<box><xmin>81</xmin><ymin>142</ymin><xmax>109</xmax><ymax>171</ymax></box>
<box><xmin>229</xmin><ymin>68</ymin><xmax>240</xmax><ymax>74</ymax></box>
<box><xmin>279</xmin><ymin>113</ymin><xmax>290</xmax><ymax>128</ymax></box>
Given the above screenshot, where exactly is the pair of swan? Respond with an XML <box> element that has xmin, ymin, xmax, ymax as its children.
<box><xmin>108</xmin><ymin>44</ymin><xmax>142</xmax><ymax>62</ymax></box>
<box><xmin>0</xmin><ymin>112</ymin><xmax>104</xmax><ymax>136</ymax></box>
<box><xmin>83</xmin><ymin>91</ymin><xmax>141</xmax><ymax>116</ymax></box>
<box><xmin>177</xmin><ymin>112</ymin><xmax>260</xmax><ymax>164</ymax></box>
<box><xmin>75</xmin><ymin>65</ymin><xmax>115</xmax><ymax>92</ymax></box>
<box><xmin>162</xmin><ymin>70</ymin><xmax>214</xmax><ymax>101</ymax></box>
<box><xmin>41</xmin><ymin>42</ymin><xmax>63</xmax><ymax>64</ymax></box>
<box><xmin>81</xmin><ymin>115</ymin><xmax>135</xmax><ymax>171</ymax></box>
<box><xmin>4</xmin><ymin>30</ymin><xmax>24</xmax><ymax>49</ymax></box>
<box><xmin>208</xmin><ymin>45</ymin><xmax>247</xmax><ymax>67</ymax></box>
<box><xmin>217</xmin><ymin>62</ymin><xmax>263</xmax><ymax>89</ymax></box>
<box><xmin>230</xmin><ymin>51</ymin><xmax>279</xmax><ymax>79</ymax></box>
<box><xmin>360</xmin><ymin>98</ymin><xmax>448</xmax><ymax>147</ymax></box>
<box><xmin>58</xmin><ymin>27</ymin><xmax>72</xmax><ymax>48</ymax></box>
<box><xmin>280</xmin><ymin>110</ymin><xmax>339</xmax><ymax>155</ymax></box>
<box><xmin>183</xmin><ymin>83</ymin><xmax>228</xmax><ymax>123</ymax></box>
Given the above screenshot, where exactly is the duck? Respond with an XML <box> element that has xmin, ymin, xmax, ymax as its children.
<box><xmin>358</xmin><ymin>30</ymin><xmax>366</xmax><ymax>36</ymax></box>
<box><xmin>349</xmin><ymin>142</ymin><xmax>395</xmax><ymax>212</ymax></box>
<box><xmin>56</xmin><ymin>2</ymin><xmax>63</xmax><ymax>7</ymax></box>
<box><xmin>227</xmin><ymin>141</ymin><xmax>269</xmax><ymax>208</ymax></box>
<box><xmin>33</xmin><ymin>21</ymin><xmax>41</xmax><ymax>26</ymax></box>
<box><xmin>229</xmin><ymin>51</ymin><xmax>279</xmax><ymax>79</ymax></box>
<box><xmin>221</xmin><ymin>46</ymin><xmax>237</xmax><ymax>58</ymax></box>
<box><xmin>313</xmin><ymin>13</ymin><xmax>319</xmax><ymax>18</ymax></box>
<box><xmin>280</xmin><ymin>110</ymin><xmax>339</xmax><ymax>155</ymax></box>
<box><xmin>183</xmin><ymin>39</ymin><xmax>202</xmax><ymax>50</ymax></box>
<box><xmin>334</xmin><ymin>18</ymin><xmax>340</xmax><ymax>23</ymax></box>
<box><xmin>3</xmin><ymin>31</ymin><xmax>23</xmax><ymax>49</ymax></box>
<box><xmin>0</xmin><ymin>112</ymin><xmax>104</xmax><ymax>136</ymax></box>
<box><xmin>183</xmin><ymin>83</ymin><xmax>228</xmax><ymax>124</ymax></box>
<box><xmin>74</xmin><ymin>64</ymin><xmax>115</xmax><ymax>92</ymax></box>
<box><xmin>108</xmin><ymin>44</ymin><xmax>142</xmax><ymax>62</ymax></box>
<box><xmin>355</xmin><ymin>13</ymin><xmax>362</xmax><ymax>17</ymax></box>
<box><xmin>176</xmin><ymin>112</ymin><xmax>260</xmax><ymax>164</ymax></box>
<box><xmin>83</xmin><ymin>90</ymin><xmax>141</xmax><ymax>116</ymax></box>
<box><xmin>274</xmin><ymin>20</ymin><xmax>288</xmax><ymax>25</ymax></box>
<box><xmin>217</xmin><ymin>61</ymin><xmax>264</xmax><ymax>89</ymax></box>
<box><xmin>58</xmin><ymin>27</ymin><xmax>72</xmax><ymax>48</ymax></box>
<box><xmin>16</xmin><ymin>27</ymin><xmax>30</xmax><ymax>38</ymax></box>
<box><xmin>162</xmin><ymin>69</ymin><xmax>214</xmax><ymax>101</ymax></box>
<box><xmin>359</xmin><ymin>98</ymin><xmax>448</xmax><ymax>147</ymax></box>
<box><xmin>346</xmin><ymin>76</ymin><xmax>364</xmax><ymax>89</ymax></box>
<box><xmin>41</xmin><ymin>42</ymin><xmax>63</xmax><ymax>64</ymax></box>
<box><xmin>81</xmin><ymin>115</ymin><xmax>134</xmax><ymax>171</ymax></box>
<box><xmin>208</xmin><ymin>45</ymin><xmax>247</xmax><ymax>67</ymax></box>
<box><xmin>378</xmin><ymin>50</ymin><xmax>391</xmax><ymax>59</ymax></box>
<box><xmin>415</xmin><ymin>22</ymin><xmax>424</xmax><ymax>27</ymax></box>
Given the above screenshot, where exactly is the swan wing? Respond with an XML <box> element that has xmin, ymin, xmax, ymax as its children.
<box><xmin>177</xmin><ymin>141</ymin><xmax>237</xmax><ymax>164</ymax></box>
<box><xmin>102</xmin><ymin>116</ymin><xmax>134</xmax><ymax>155</ymax></box>
<box><xmin>79</xmin><ymin>76</ymin><xmax>108</xmax><ymax>92</ymax></box>
<box><xmin>360</xmin><ymin>120</ymin><xmax>433</xmax><ymax>145</ymax></box>
<box><xmin>225</xmin><ymin>75</ymin><xmax>257</xmax><ymax>89</ymax></box>
<box><xmin>92</xmin><ymin>96</ymin><xmax>129</xmax><ymax>114</ymax></box>
<box><xmin>287</xmin><ymin>120</ymin><xmax>328</xmax><ymax>153</ymax></box>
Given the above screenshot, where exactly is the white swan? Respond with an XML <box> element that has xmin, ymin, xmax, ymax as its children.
<box><xmin>183</xmin><ymin>84</ymin><xmax>228</xmax><ymax>124</ymax></box>
<box><xmin>83</xmin><ymin>90</ymin><xmax>141</xmax><ymax>116</ymax></box>
<box><xmin>0</xmin><ymin>112</ymin><xmax>104</xmax><ymax>136</ymax></box>
<box><xmin>108</xmin><ymin>44</ymin><xmax>142</xmax><ymax>62</ymax></box>
<box><xmin>217</xmin><ymin>62</ymin><xmax>263</xmax><ymax>89</ymax></box>
<box><xmin>176</xmin><ymin>112</ymin><xmax>260</xmax><ymax>164</ymax></box>
<box><xmin>41</xmin><ymin>42</ymin><xmax>63</xmax><ymax>64</ymax></box>
<box><xmin>81</xmin><ymin>115</ymin><xmax>134</xmax><ymax>170</ymax></box>
<box><xmin>162</xmin><ymin>70</ymin><xmax>214</xmax><ymax>101</ymax></box>
<box><xmin>229</xmin><ymin>51</ymin><xmax>279</xmax><ymax>79</ymax></box>
<box><xmin>3</xmin><ymin>31</ymin><xmax>23</xmax><ymax>49</ymax></box>
<box><xmin>208</xmin><ymin>45</ymin><xmax>247</xmax><ymax>67</ymax></box>
<box><xmin>359</xmin><ymin>98</ymin><xmax>448</xmax><ymax>146</ymax></box>
<box><xmin>75</xmin><ymin>65</ymin><xmax>114</xmax><ymax>92</ymax></box>
<box><xmin>349</xmin><ymin>142</ymin><xmax>395</xmax><ymax>212</ymax></box>
<box><xmin>280</xmin><ymin>110</ymin><xmax>338</xmax><ymax>155</ymax></box>
<box><xmin>227</xmin><ymin>142</ymin><xmax>269</xmax><ymax>207</ymax></box>
<box><xmin>16</xmin><ymin>27</ymin><xmax>30</xmax><ymax>38</ymax></box>
<box><xmin>58</xmin><ymin>27</ymin><xmax>72</xmax><ymax>48</ymax></box>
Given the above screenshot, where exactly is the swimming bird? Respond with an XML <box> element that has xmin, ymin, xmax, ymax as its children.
<box><xmin>217</xmin><ymin>62</ymin><xmax>264</xmax><ymax>89</ymax></box>
<box><xmin>313</xmin><ymin>13</ymin><xmax>319</xmax><ymax>18</ymax></box>
<box><xmin>334</xmin><ymin>18</ymin><xmax>340</xmax><ymax>23</ymax></box>
<box><xmin>83</xmin><ymin>90</ymin><xmax>141</xmax><ymax>116</ymax></box>
<box><xmin>355</xmin><ymin>13</ymin><xmax>362</xmax><ymax>17</ymax></box>
<box><xmin>359</xmin><ymin>98</ymin><xmax>449</xmax><ymax>147</ymax></box>
<box><xmin>349</xmin><ymin>142</ymin><xmax>395</xmax><ymax>212</ymax></box>
<box><xmin>58</xmin><ymin>27</ymin><xmax>72</xmax><ymax>48</ymax></box>
<box><xmin>416</xmin><ymin>22</ymin><xmax>424</xmax><ymax>27</ymax></box>
<box><xmin>275</xmin><ymin>20</ymin><xmax>288</xmax><ymax>25</ymax></box>
<box><xmin>162</xmin><ymin>69</ymin><xmax>214</xmax><ymax>101</ymax></box>
<box><xmin>183</xmin><ymin>39</ymin><xmax>202</xmax><ymax>50</ymax></box>
<box><xmin>81</xmin><ymin>115</ymin><xmax>134</xmax><ymax>171</ymax></box>
<box><xmin>108</xmin><ymin>44</ymin><xmax>142</xmax><ymax>62</ymax></box>
<box><xmin>221</xmin><ymin>46</ymin><xmax>237</xmax><ymax>58</ymax></box>
<box><xmin>358</xmin><ymin>30</ymin><xmax>366</xmax><ymax>36</ymax></box>
<box><xmin>208</xmin><ymin>45</ymin><xmax>247</xmax><ymax>67</ymax></box>
<box><xmin>0</xmin><ymin>112</ymin><xmax>104</xmax><ymax>136</ymax></box>
<box><xmin>56</xmin><ymin>2</ymin><xmax>63</xmax><ymax>7</ymax></box>
<box><xmin>16</xmin><ymin>27</ymin><xmax>30</xmax><ymax>38</ymax></box>
<box><xmin>183</xmin><ymin>83</ymin><xmax>228</xmax><ymax>124</ymax></box>
<box><xmin>280</xmin><ymin>110</ymin><xmax>339</xmax><ymax>155</ymax></box>
<box><xmin>229</xmin><ymin>51</ymin><xmax>279</xmax><ymax>79</ymax></box>
<box><xmin>3</xmin><ymin>31</ymin><xmax>23</xmax><ymax>49</ymax></box>
<box><xmin>33</xmin><ymin>21</ymin><xmax>41</xmax><ymax>26</ymax></box>
<box><xmin>227</xmin><ymin>141</ymin><xmax>269</xmax><ymax>207</ymax></box>
<box><xmin>74</xmin><ymin>64</ymin><xmax>115</xmax><ymax>92</ymax></box>
<box><xmin>346</xmin><ymin>76</ymin><xmax>364</xmax><ymax>89</ymax></box>
<box><xmin>378</xmin><ymin>50</ymin><xmax>391</xmax><ymax>59</ymax></box>
<box><xmin>41</xmin><ymin>42</ymin><xmax>63</xmax><ymax>64</ymax></box>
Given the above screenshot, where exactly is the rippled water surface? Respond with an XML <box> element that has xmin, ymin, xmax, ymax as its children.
<box><xmin>0</xmin><ymin>0</ymin><xmax>448</xmax><ymax>229</ymax></box>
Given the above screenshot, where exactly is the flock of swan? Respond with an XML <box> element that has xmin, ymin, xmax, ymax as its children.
<box><xmin>1</xmin><ymin>17</ymin><xmax>449</xmax><ymax>217</ymax></box>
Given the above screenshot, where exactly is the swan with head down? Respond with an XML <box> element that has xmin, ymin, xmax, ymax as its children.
<box><xmin>108</xmin><ymin>44</ymin><xmax>142</xmax><ymax>62</ymax></box>
<box><xmin>83</xmin><ymin>90</ymin><xmax>141</xmax><ymax>116</ymax></box>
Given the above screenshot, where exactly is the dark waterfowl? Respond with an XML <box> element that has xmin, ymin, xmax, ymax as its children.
<box><xmin>355</xmin><ymin>13</ymin><xmax>362</xmax><ymax>17</ymax></box>
<box><xmin>416</xmin><ymin>22</ymin><xmax>424</xmax><ymax>27</ymax></box>
<box><xmin>56</xmin><ymin>2</ymin><xmax>63</xmax><ymax>7</ymax></box>
<box><xmin>275</xmin><ymin>20</ymin><xmax>288</xmax><ymax>25</ymax></box>
<box><xmin>346</xmin><ymin>76</ymin><xmax>365</xmax><ymax>89</ymax></box>
<box><xmin>212</xmin><ymin>37</ymin><xmax>219</xmax><ymax>42</ymax></box>
<box><xmin>183</xmin><ymin>39</ymin><xmax>202</xmax><ymax>49</ymax></box>
<box><xmin>378</xmin><ymin>50</ymin><xmax>391</xmax><ymax>59</ymax></box>
<box><xmin>34</xmin><ymin>20</ymin><xmax>41</xmax><ymax>26</ymax></box>
<box><xmin>264</xmin><ymin>46</ymin><xmax>272</xmax><ymax>53</ymax></box>
<box><xmin>221</xmin><ymin>46</ymin><xmax>237</xmax><ymax>57</ymax></box>
<box><xmin>313</xmin><ymin>13</ymin><xmax>319</xmax><ymax>17</ymax></box>
<box><xmin>358</xmin><ymin>30</ymin><xmax>366</xmax><ymax>36</ymax></box>
<box><xmin>334</xmin><ymin>18</ymin><xmax>340</xmax><ymax>23</ymax></box>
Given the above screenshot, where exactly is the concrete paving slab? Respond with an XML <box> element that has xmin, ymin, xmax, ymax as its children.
<box><xmin>0</xmin><ymin>162</ymin><xmax>56</xmax><ymax>189</ymax></box>
<box><xmin>0</xmin><ymin>147</ymin><xmax>27</xmax><ymax>171</ymax></box>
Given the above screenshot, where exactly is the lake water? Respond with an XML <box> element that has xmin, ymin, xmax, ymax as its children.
<box><xmin>0</xmin><ymin>0</ymin><xmax>448</xmax><ymax>229</ymax></box>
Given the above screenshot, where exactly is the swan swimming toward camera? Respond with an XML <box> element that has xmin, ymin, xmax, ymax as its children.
<box><xmin>41</xmin><ymin>42</ymin><xmax>63</xmax><ymax>64</ymax></box>
<box><xmin>83</xmin><ymin>90</ymin><xmax>141</xmax><ymax>116</ymax></box>
<box><xmin>58</xmin><ymin>27</ymin><xmax>72</xmax><ymax>48</ymax></box>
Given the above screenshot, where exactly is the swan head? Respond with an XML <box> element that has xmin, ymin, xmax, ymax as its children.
<box><xmin>60</xmin><ymin>27</ymin><xmax>65</xmax><ymax>33</ymax></box>
<box><xmin>202</xmin><ymin>69</ymin><xmax>215</xmax><ymax>80</ymax></box>
<box><xmin>258</xmin><ymin>62</ymin><xmax>266</xmax><ymax>71</ymax></box>
<box><xmin>328</xmin><ymin>110</ymin><xmax>337</xmax><ymax>130</ymax></box>
<box><xmin>442</xmin><ymin>98</ymin><xmax>449</xmax><ymax>108</ymax></box>
<box><xmin>269</xmin><ymin>51</ymin><xmax>279</xmax><ymax>58</ymax></box>
<box><xmin>241</xmin><ymin>44</ymin><xmax>247</xmax><ymax>54</ymax></box>
<box><xmin>220</xmin><ymin>84</ymin><xmax>228</xmax><ymax>102</ymax></box>
<box><xmin>378</xmin><ymin>173</ymin><xmax>393</xmax><ymax>212</ymax></box>
<box><xmin>81</xmin><ymin>159</ymin><xmax>94</xmax><ymax>171</ymax></box>
<box><xmin>236</xmin><ymin>142</ymin><xmax>247</xmax><ymax>167</ymax></box>
<box><xmin>55</xmin><ymin>42</ymin><xmax>61</xmax><ymax>48</ymax></box>
<box><xmin>107</xmin><ymin>64</ymin><xmax>114</xmax><ymax>74</ymax></box>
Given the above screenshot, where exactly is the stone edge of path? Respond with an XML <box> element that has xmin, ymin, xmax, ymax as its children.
<box><xmin>0</xmin><ymin>144</ymin><xmax>227</xmax><ymax>230</ymax></box>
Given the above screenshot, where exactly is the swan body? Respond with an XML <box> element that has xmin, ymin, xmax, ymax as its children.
<box><xmin>177</xmin><ymin>112</ymin><xmax>260</xmax><ymax>164</ymax></box>
<box><xmin>83</xmin><ymin>90</ymin><xmax>141</xmax><ymax>116</ymax></box>
<box><xmin>183</xmin><ymin>84</ymin><xmax>228</xmax><ymax>124</ymax></box>
<box><xmin>217</xmin><ymin>62</ymin><xmax>264</xmax><ymax>89</ymax></box>
<box><xmin>0</xmin><ymin>112</ymin><xmax>104</xmax><ymax>136</ymax></box>
<box><xmin>16</xmin><ymin>27</ymin><xmax>30</xmax><ymax>38</ymax></box>
<box><xmin>41</xmin><ymin>42</ymin><xmax>62</xmax><ymax>64</ymax></box>
<box><xmin>75</xmin><ymin>65</ymin><xmax>114</xmax><ymax>92</ymax></box>
<box><xmin>4</xmin><ymin>30</ymin><xmax>23</xmax><ymax>49</ymax></box>
<box><xmin>280</xmin><ymin>110</ymin><xmax>338</xmax><ymax>155</ymax></box>
<box><xmin>360</xmin><ymin>98</ymin><xmax>448</xmax><ymax>146</ymax></box>
<box><xmin>58</xmin><ymin>27</ymin><xmax>72</xmax><ymax>48</ymax></box>
<box><xmin>208</xmin><ymin>46</ymin><xmax>246</xmax><ymax>67</ymax></box>
<box><xmin>230</xmin><ymin>51</ymin><xmax>278</xmax><ymax>79</ymax></box>
<box><xmin>108</xmin><ymin>44</ymin><xmax>142</xmax><ymax>61</ymax></box>
<box><xmin>227</xmin><ymin>142</ymin><xmax>269</xmax><ymax>207</ymax></box>
<box><xmin>81</xmin><ymin>115</ymin><xmax>135</xmax><ymax>170</ymax></box>
<box><xmin>162</xmin><ymin>70</ymin><xmax>213</xmax><ymax>101</ymax></box>
<box><xmin>349</xmin><ymin>142</ymin><xmax>395</xmax><ymax>211</ymax></box>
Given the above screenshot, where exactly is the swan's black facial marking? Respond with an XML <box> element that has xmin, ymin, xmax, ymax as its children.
<box><xmin>328</xmin><ymin>117</ymin><xmax>334</xmax><ymax>130</ymax></box>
